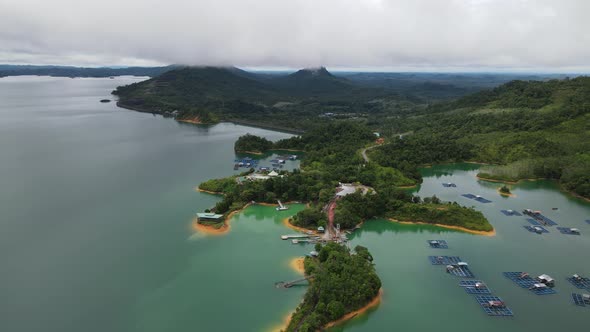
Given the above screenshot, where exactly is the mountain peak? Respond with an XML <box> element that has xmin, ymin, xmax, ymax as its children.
<box><xmin>296</xmin><ymin>66</ymin><xmax>331</xmax><ymax>77</ymax></box>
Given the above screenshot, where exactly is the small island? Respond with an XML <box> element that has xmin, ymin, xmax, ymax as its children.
<box><xmin>498</xmin><ymin>185</ymin><xmax>514</xmax><ymax>197</ymax></box>
<box><xmin>283</xmin><ymin>243</ymin><xmax>382</xmax><ymax>331</ymax></box>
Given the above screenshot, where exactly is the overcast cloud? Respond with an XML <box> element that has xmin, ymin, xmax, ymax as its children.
<box><xmin>0</xmin><ymin>0</ymin><xmax>589</xmax><ymax>71</ymax></box>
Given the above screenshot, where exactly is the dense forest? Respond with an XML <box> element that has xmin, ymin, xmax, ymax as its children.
<box><xmin>370</xmin><ymin>77</ymin><xmax>590</xmax><ymax>198</ymax></box>
<box><xmin>285</xmin><ymin>243</ymin><xmax>381</xmax><ymax>332</ymax></box>
<box><xmin>199</xmin><ymin>122</ymin><xmax>492</xmax><ymax>232</ymax></box>
<box><xmin>234</xmin><ymin>134</ymin><xmax>273</xmax><ymax>153</ymax></box>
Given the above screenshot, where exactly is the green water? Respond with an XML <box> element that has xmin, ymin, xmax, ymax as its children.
<box><xmin>0</xmin><ymin>77</ymin><xmax>302</xmax><ymax>332</ymax></box>
<box><xmin>339</xmin><ymin>163</ymin><xmax>590</xmax><ymax>331</ymax></box>
<box><xmin>1</xmin><ymin>78</ymin><xmax>589</xmax><ymax>332</ymax></box>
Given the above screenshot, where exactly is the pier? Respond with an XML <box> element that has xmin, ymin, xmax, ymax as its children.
<box><xmin>281</xmin><ymin>234</ymin><xmax>311</xmax><ymax>240</ymax></box>
<box><xmin>275</xmin><ymin>275</ymin><xmax>314</xmax><ymax>288</ymax></box>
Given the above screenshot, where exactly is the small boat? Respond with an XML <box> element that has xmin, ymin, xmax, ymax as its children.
<box><xmin>233</xmin><ymin>164</ymin><xmax>239</xmax><ymax>170</ymax></box>
<box><xmin>552</xmin><ymin>207</ymin><xmax>558</xmax><ymax>210</ymax></box>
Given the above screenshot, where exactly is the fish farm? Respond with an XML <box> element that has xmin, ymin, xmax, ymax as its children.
<box><xmin>500</xmin><ymin>209</ymin><xmax>522</xmax><ymax>216</ymax></box>
<box><xmin>571</xmin><ymin>293</ymin><xmax>590</xmax><ymax>307</ymax></box>
<box><xmin>461</xmin><ymin>193</ymin><xmax>492</xmax><ymax>203</ymax></box>
<box><xmin>503</xmin><ymin>272</ymin><xmax>557</xmax><ymax>295</ymax></box>
<box><xmin>566</xmin><ymin>275</ymin><xmax>590</xmax><ymax>289</ymax></box>
<box><xmin>475</xmin><ymin>296</ymin><xmax>514</xmax><ymax>316</ymax></box>
<box><xmin>427</xmin><ymin>240</ymin><xmax>448</xmax><ymax>249</ymax></box>
<box><xmin>428</xmin><ymin>255</ymin><xmax>461</xmax><ymax>265</ymax></box>
<box><xmin>556</xmin><ymin>227</ymin><xmax>581</xmax><ymax>235</ymax></box>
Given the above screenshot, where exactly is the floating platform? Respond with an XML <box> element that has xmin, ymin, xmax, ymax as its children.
<box><xmin>524</xmin><ymin>225</ymin><xmax>549</xmax><ymax>234</ymax></box>
<box><xmin>523</xmin><ymin>209</ymin><xmax>557</xmax><ymax>226</ymax></box>
<box><xmin>442</xmin><ymin>183</ymin><xmax>457</xmax><ymax>187</ymax></box>
<box><xmin>501</xmin><ymin>210</ymin><xmax>522</xmax><ymax>216</ymax></box>
<box><xmin>461</xmin><ymin>193</ymin><xmax>492</xmax><ymax>203</ymax></box>
<box><xmin>566</xmin><ymin>276</ymin><xmax>590</xmax><ymax>289</ymax></box>
<box><xmin>447</xmin><ymin>264</ymin><xmax>475</xmax><ymax>278</ymax></box>
<box><xmin>556</xmin><ymin>227</ymin><xmax>581</xmax><ymax>235</ymax></box>
<box><xmin>459</xmin><ymin>281</ymin><xmax>492</xmax><ymax>294</ymax></box>
<box><xmin>281</xmin><ymin>234</ymin><xmax>310</xmax><ymax>240</ymax></box>
<box><xmin>427</xmin><ymin>240</ymin><xmax>448</xmax><ymax>249</ymax></box>
<box><xmin>571</xmin><ymin>293</ymin><xmax>590</xmax><ymax>307</ymax></box>
<box><xmin>503</xmin><ymin>272</ymin><xmax>556</xmax><ymax>295</ymax></box>
<box><xmin>526</xmin><ymin>218</ymin><xmax>542</xmax><ymax>226</ymax></box>
<box><xmin>475</xmin><ymin>296</ymin><xmax>514</xmax><ymax>316</ymax></box>
<box><xmin>429</xmin><ymin>255</ymin><xmax>461</xmax><ymax>265</ymax></box>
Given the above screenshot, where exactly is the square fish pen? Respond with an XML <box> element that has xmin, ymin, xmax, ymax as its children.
<box><xmin>556</xmin><ymin>227</ymin><xmax>581</xmax><ymax>235</ymax></box>
<box><xmin>524</xmin><ymin>225</ymin><xmax>549</xmax><ymax>234</ymax></box>
<box><xmin>571</xmin><ymin>293</ymin><xmax>590</xmax><ymax>307</ymax></box>
<box><xmin>461</xmin><ymin>280</ymin><xmax>491</xmax><ymax>294</ymax></box>
<box><xmin>428</xmin><ymin>255</ymin><xmax>461</xmax><ymax>265</ymax></box>
<box><xmin>501</xmin><ymin>209</ymin><xmax>522</xmax><ymax>216</ymax></box>
<box><xmin>566</xmin><ymin>276</ymin><xmax>590</xmax><ymax>289</ymax></box>
<box><xmin>503</xmin><ymin>272</ymin><xmax>556</xmax><ymax>295</ymax></box>
<box><xmin>447</xmin><ymin>262</ymin><xmax>475</xmax><ymax>278</ymax></box>
<box><xmin>475</xmin><ymin>296</ymin><xmax>514</xmax><ymax>316</ymax></box>
<box><xmin>427</xmin><ymin>240</ymin><xmax>448</xmax><ymax>249</ymax></box>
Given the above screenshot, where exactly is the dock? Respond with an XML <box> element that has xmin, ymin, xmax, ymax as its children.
<box><xmin>275</xmin><ymin>275</ymin><xmax>314</xmax><ymax>288</ymax></box>
<box><xmin>281</xmin><ymin>234</ymin><xmax>310</xmax><ymax>240</ymax></box>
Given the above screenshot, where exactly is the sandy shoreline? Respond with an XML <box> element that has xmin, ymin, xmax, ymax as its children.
<box><xmin>236</xmin><ymin>150</ymin><xmax>264</xmax><ymax>155</ymax></box>
<box><xmin>272</xmin><ymin>289</ymin><xmax>383</xmax><ymax>332</ymax></box>
<box><xmin>192</xmin><ymin>203</ymin><xmax>252</xmax><ymax>236</ymax></box>
<box><xmin>497</xmin><ymin>187</ymin><xmax>516</xmax><ymax>197</ymax></box>
<box><xmin>289</xmin><ymin>257</ymin><xmax>305</xmax><ymax>275</ymax></box>
<box><xmin>388</xmin><ymin>219</ymin><xmax>496</xmax><ymax>236</ymax></box>
<box><xmin>282</xmin><ymin>218</ymin><xmax>317</xmax><ymax>234</ymax></box>
<box><xmin>177</xmin><ymin>118</ymin><xmax>203</xmax><ymax>125</ymax></box>
<box><xmin>323</xmin><ymin>289</ymin><xmax>383</xmax><ymax>329</ymax></box>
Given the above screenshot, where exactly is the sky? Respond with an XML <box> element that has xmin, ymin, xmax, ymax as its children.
<box><xmin>0</xmin><ymin>0</ymin><xmax>589</xmax><ymax>72</ymax></box>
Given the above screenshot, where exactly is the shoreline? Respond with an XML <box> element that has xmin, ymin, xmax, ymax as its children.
<box><xmin>289</xmin><ymin>257</ymin><xmax>305</xmax><ymax>275</ymax></box>
<box><xmin>177</xmin><ymin>119</ymin><xmax>203</xmax><ymax>125</ymax></box>
<box><xmin>388</xmin><ymin>218</ymin><xmax>496</xmax><ymax>236</ymax></box>
<box><xmin>192</xmin><ymin>203</ymin><xmax>252</xmax><ymax>236</ymax></box>
<box><xmin>478</xmin><ymin>175</ymin><xmax>590</xmax><ymax>202</ymax></box>
<box><xmin>282</xmin><ymin>217</ymin><xmax>317</xmax><ymax>234</ymax></box>
<box><xmin>497</xmin><ymin>187</ymin><xmax>516</xmax><ymax>197</ymax></box>
<box><xmin>196</xmin><ymin>188</ymin><xmax>224</xmax><ymax>195</ymax></box>
<box><xmin>236</xmin><ymin>150</ymin><xmax>264</xmax><ymax>155</ymax></box>
<box><xmin>323</xmin><ymin>289</ymin><xmax>383</xmax><ymax>330</ymax></box>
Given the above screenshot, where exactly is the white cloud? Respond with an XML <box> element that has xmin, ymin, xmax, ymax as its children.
<box><xmin>0</xmin><ymin>0</ymin><xmax>588</xmax><ymax>71</ymax></box>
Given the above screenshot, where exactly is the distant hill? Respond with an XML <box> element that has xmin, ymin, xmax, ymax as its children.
<box><xmin>112</xmin><ymin>66</ymin><xmax>402</xmax><ymax>131</ymax></box>
<box><xmin>370</xmin><ymin>76</ymin><xmax>590</xmax><ymax>198</ymax></box>
<box><xmin>0</xmin><ymin>64</ymin><xmax>176</xmax><ymax>78</ymax></box>
<box><xmin>273</xmin><ymin>67</ymin><xmax>353</xmax><ymax>94</ymax></box>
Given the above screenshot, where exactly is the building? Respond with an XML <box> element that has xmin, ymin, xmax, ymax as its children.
<box><xmin>196</xmin><ymin>213</ymin><xmax>224</xmax><ymax>222</ymax></box>
<box><xmin>268</xmin><ymin>170</ymin><xmax>279</xmax><ymax>177</ymax></box>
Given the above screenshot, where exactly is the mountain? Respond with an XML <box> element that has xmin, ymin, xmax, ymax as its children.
<box><xmin>273</xmin><ymin>67</ymin><xmax>353</xmax><ymax>94</ymax></box>
<box><xmin>0</xmin><ymin>64</ymin><xmax>176</xmax><ymax>78</ymax></box>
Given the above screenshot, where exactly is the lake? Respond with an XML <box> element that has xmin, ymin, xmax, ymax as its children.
<box><xmin>1</xmin><ymin>77</ymin><xmax>588</xmax><ymax>332</ymax></box>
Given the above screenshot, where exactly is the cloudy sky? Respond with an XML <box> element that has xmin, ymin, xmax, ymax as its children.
<box><xmin>0</xmin><ymin>0</ymin><xmax>588</xmax><ymax>71</ymax></box>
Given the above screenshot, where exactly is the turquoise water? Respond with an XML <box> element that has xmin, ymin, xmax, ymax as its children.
<box><xmin>339</xmin><ymin>164</ymin><xmax>590</xmax><ymax>331</ymax></box>
<box><xmin>1</xmin><ymin>77</ymin><xmax>589</xmax><ymax>332</ymax></box>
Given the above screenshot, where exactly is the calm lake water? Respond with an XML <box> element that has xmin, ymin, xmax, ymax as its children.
<box><xmin>1</xmin><ymin>77</ymin><xmax>589</xmax><ymax>332</ymax></box>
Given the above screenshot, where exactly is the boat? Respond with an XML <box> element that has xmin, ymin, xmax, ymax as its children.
<box><xmin>233</xmin><ymin>164</ymin><xmax>239</xmax><ymax>170</ymax></box>
<box><xmin>100</xmin><ymin>99</ymin><xmax>111</xmax><ymax>103</ymax></box>
<box><xmin>276</xmin><ymin>200</ymin><xmax>289</xmax><ymax>211</ymax></box>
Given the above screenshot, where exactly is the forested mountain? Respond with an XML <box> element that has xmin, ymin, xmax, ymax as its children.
<box><xmin>370</xmin><ymin>76</ymin><xmax>590</xmax><ymax>198</ymax></box>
